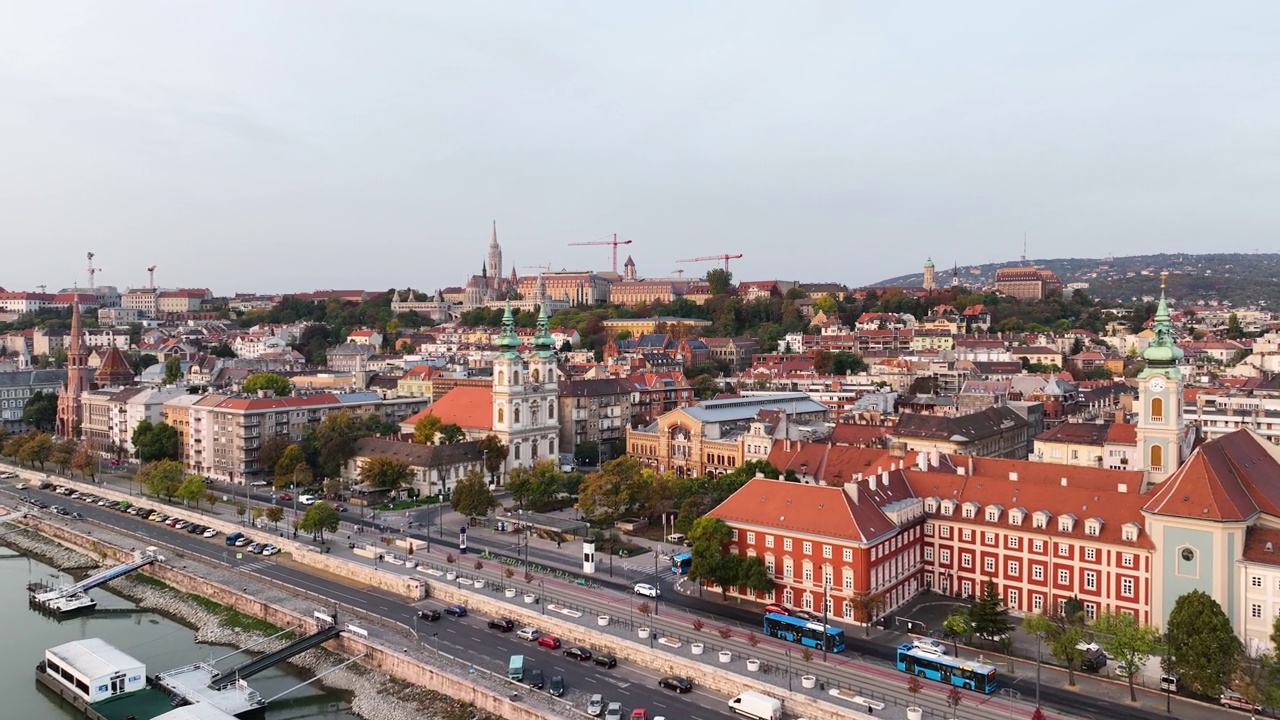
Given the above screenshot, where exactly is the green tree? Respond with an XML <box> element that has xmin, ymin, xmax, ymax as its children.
<box><xmin>21</xmin><ymin>390</ymin><xmax>57</xmax><ymax>431</ymax></box>
<box><xmin>139</xmin><ymin>460</ymin><xmax>185</xmax><ymax>501</ymax></box>
<box><xmin>849</xmin><ymin>591</ymin><xmax>888</xmax><ymax>637</ymax></box>
<box><xmin>176</xmin><ymin>473</ymin><xmax>207</xmax><ymax>509</ymax></box>
<box><xmin>413</xmin><ymin>414</ymin><xmax>442</xmax><ymax>445</ymax></box>
<box><xmin>162</xmin><ymin>356</ymin><xmax>183</xmax><ymax>384</ymax></box>
<box><xmin>438</xmin><ymin>423</ymin><xmax>466</xmax><ymax>444</ymax></box>
<box><xmin>133</xmin><ymin>421</ymin><xmax>180</xmax><ymax>462</ymax></box>
<box><xmin>1226</xmin><ymin>312</ymin><xmax>1245</xmax><ymax>340</ymax></box>
<box><xmin>1025</xmin><ymin>609</ymin><xmax>1088</xmax><ymax>687</ymax></box>
<box><xmin>1095</xmin><ymin>611</ymin><xmax>1164</xmax><ymax>702</ymax></box>
<box><xmin>258</xmin><ymin>435</ymin><xmax>293</xmax><ymax>475</ymax></box>
<box><xmin>357</xmin><ymin>455</ymin><xmax>412</xmax><ymax>492</ymax></box>
<box><xmin>274</xmin><ymin>444</ymin><xmax>306</xmax><ymax>483</ymax></box>
<box><xmin>574</xmin><ymin>440</ymin><xmax>600</xmax><ymax>466</ymax></box>
<box><xmin>831</xmin><ymin>350</ymin><xmax>868</xmax><ymax>375</ymax></box>
<box><xmin>0</xmin><ymin>433</ymin><xmax>25</xmax><ymax>463</ymax></box>
<box><xmin>1167</xmin><ymin>590</ymin><xmax>1243</xmax><ymax>697</ymax></box>
<box><xmin>578</xmin><ymin>456</ymin><xmax>651</xmax><ymax>523</ymax></box>
<box><xmin>451</xmin><ymin>468</ymin><xmax>499</xmax><ymax>518</ymax></box>
<box><xmin>943</xmin><ymin>607</ymin><xmax>975</xmax><ymax>654</ymax></box>
<box><xmin>19</xmin><ymin>432</ymin><xmax>54</xmax><ymax>470</ymax></box>
<box><xmin>970</xmin><ymin>580</ymin><xmax>1014</xmax><ymax>643</ymax></box>
<box><xmin>478</xmin><ymin>434</ymin><xmax>507</xmax><ymax>484</ymax></box>
<box><xmin>813</xmin><ymin>294</ymin><xmax>840</xmax><ymax>315</ymax></box>
<box><xmin>298</xmin><ymin>501</ymin><xmax>341</xmax><ymax>543</ymax></box>
<box><xmin>242</xmin><ymin>372</ymin><xmax>293</xmax><ymax>396</ymax></box>
<box><xmin>51</xmin><ymin>438</ymin><xmax>76</xmax><ymax>474</ymax></box>
<box><xmin>506</xmin><ymin>460</ymin><xmax>563</xmax><ymax>511</ymax></box>
<box><xmin>210</xmin><ymin>343</ymin><xmax>237</xmax><ymax>358</ymax></box>
<box><xmin>304</xmin><ymin>410</ymin><xmax>367</xmax><ymax>478</ymax></box>
<box><xmin>292</xmin><ymin>462</ymin><xmax>314</xmax><ymax>489</ymax></box>
<box><xmin>706</xmin><ymin>268</ymin><xmax>734</xmax><ymax>296</ymax></box>
<box><xmin>688</xmin><ymin>516</ymin><xmax>734</xmax><ymax>599</ymax></box>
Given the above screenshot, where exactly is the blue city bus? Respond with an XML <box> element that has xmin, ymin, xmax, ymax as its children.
<box><xmin>762</xmin><ymin>612</ymin><xmax>846</xmax><ymax>653</ymax></box>
<box><xmin>671</xmin><ymin>551</ymin><xmax>692</xmax><ymax>575</ymax></box>
<box><xmin>895</xmin><ymin>643</ymin><xmax>998</xmax><ymax>694</ymax></box>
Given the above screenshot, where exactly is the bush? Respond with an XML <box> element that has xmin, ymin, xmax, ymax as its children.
<box><xmin>691</xmin><ymin>618</ymin><xmax>705</xmax><ymax>632</ymax></box>
<box><xmin>524</xmin><ymin>571</ymin><xmax>534</xmax><ymax>584</ymax></box>
<box><xmin>717</xmin><ymin>626</ymin><xmax>733</xmax><ymax>639</ymax></box>
<box><xmin>504</xmin><ymin>567</ymin><xmax>515</xmax><ymax>579</ymax></box>
<box><xmin>747</xmin><ymin>631</ymin><xmax>760</xmax><ymax>648</ymax></box>
<box><xmin>446</xmin><ymin>553</ymin><xmax>456</xmax><ymax>564</ymax></box>
<box><xmin>473</xmin><ymin>560</ymin><xmax>484</xmax><ymax>570</ymax></box>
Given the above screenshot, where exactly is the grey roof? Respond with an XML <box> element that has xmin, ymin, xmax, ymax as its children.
<box><xmin>352</xmin><ymin>437</ymin><xmax>482</xmax><ymax>468</ymax></box>
<box><xmin>636</xmin><ymin>334</ymin><xmax>671</xmax><ymax>349</ymax></box>
<box><xmin>335</xmin><ymin>392</ymin><xmax>381</xmax><ymax>404</ymax></box>
<box><xmin>892</xmin><ymin>405</ymin><xmax>1027</xmax><ymax>443</ymax></box>
<box><xmin>0</xmin><ymin>369</ymin><xmax>66</xmax><ymax>388</ymax></box>
<box><xmin>683</xmin><ymin>393</ymin><xmax>828</xmax><ymax>423</ymax></box>
<box><xmin>47</xmin><ymin>638</ymin><xmax>144</xmax><ymax>678</ymax></box>
<box><xmin>558</xmin><ymin>378</ymin><xmax>634</xmax><ymax>397</ymax></box>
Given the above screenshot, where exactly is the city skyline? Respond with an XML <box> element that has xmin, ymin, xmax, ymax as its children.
<box><xmin>2</xmin><ymin>2</ymin><xmax>1277</xmax><ymax>293</ymax></box>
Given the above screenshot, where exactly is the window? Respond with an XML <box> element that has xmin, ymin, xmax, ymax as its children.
<box><xmin>1253</xmin><ymin>604</ymin><xmax>1264</xmax><ymax>619</ymax></box>
<box><xmin>1057</xmin><ymin>569</ymin><xmax>1070</xmax><ymax>584</ymax></box>
<box><xmin>962</xmin><ymin>553</ymin><xmax>973</xmax><ymax>568</ymax></box>
<box><xmin>1085</xmin><ymin>603</ymin><xmax>1097</xmax><ymax>621</ymax></box>
<box><xmin>1121</xmin><ymin>577</ymin><xmax>1134</xmax><ymax>597</ymax></box>
<box><xmin>939</xmin><ymin>549</ymin><xmax>951</xmax><ymax>564</ymax></box>
<box><xmin>803</xmin><ymin>541</ymin><xmax>813</xmax><ymax>555</ymax></box>
<box><xmin>746</xmin><ymin>532</ymin><xmax>756</xmax><ymax>545</ymax></box>
<box><xmin>765</xmin><ymin>535</ymin><xmax>774</xmax><ymax>548</ymax></box>
<box><xmin>1058</xmin><ymin>543</ymin><xmax>1070</xmax><ymax>557</ymax></box>
<box><xmin>731</xmin><ymin>529</ymin><xmax>739</xmax><ymax>541</ymax></box>
<box><xmin>1008</xmin><ymin>589</ymin><xmax>1019</xmax><ymax>608</ymax></box>
<box><xmin>823</xmin><ymin>545</ymin><xmax>833</xmax><ymax>559</ymax></box>
<box><xmin>1150</xmin><ymin>444</ymin><xmax>1163</xmax><ymax>471</ymax></box>
<box><xmin>843</xmin><ymin>548</ymin><xmax>853</xmax><ymax>562</ymax></box>
<box><xmin>783</xmin><ymin>559</ymin><xmax>794</xmax><ymax>577</ymax></box>
<box><xmin>984</xmin><ymin>557</ymin><xmax>995</xmax><ymax>573</ymax></box>
<box><xmin>1122</xmin><ymin>553</ymin><xmax>1134</xmax><ymax>567</ymax></box>
<box><xmin>924</xmin><ymin>522</ymin><xmax>934</xmax><ymax>536</ymax></box>
<box><xmin>1085</xmin><ymin>521</ymin><xmax>1100</xmax><ymax>537</ymax></box>
<box><xmin>1033</xmin><ymin>539</ymin><xmax>1044</xmax><ymax>553</ymax></box>
<box><xmin>1032</xmin><ymin>565</ymin><xmax>1044</xmax><ymax>581</ymax></box>
<box><xmin>1253</xmin><ymin>576</ymin><xmax>1264</xmax><ymax>588</ymax></box>
<box><xmin>1008</xmin><ymin>536</ymin><xmax>1019</xmax><ymax>550</ymax></box>
<box><xmin>1032</xmin><ymin>594</ymin><xmax>1044</xmax><ymax>611</ymax></box>
<box><xmin>1084</xmin><ymin>571</ymin><xmax>1097</xmax><ymax>590</ymax></box>
<box><xmin>986</xmin><ymin>508</ymin><xmax>999</xmax><ymax>521</ymax></box>
<box><xmin>1085</xmin><ymin>547</ymin><xmax>1097</xmax><ymax>562</ymax></box>
<box><xmin>924</xmin><ymin>546</ymin><xmax>934</xmax><ymax>562</ymax></box>
<box><xmin>1008</xmin><ymin>560</ymin><xmax>1020</xmax><ymax>576</ymax></box>
<box><xmin>784</xmin><ymin>539</ymin><xmax>793</xmax><ymax>551</ymax></box>
<box><xmin>843</xmin><ymin>570</ymin><xmax>853</xmax><ymax>590</ymax></box>
<box><xmin>984</xmin><ymin>532</ymin><xmax>995</xmax><ymax>545</ymax></box>
<box><xmin>962</xmin><ymin>505</ymin><xmax>976</xmax><ymax>519</ymax></box>
<box><xmin>1151</xmin><ymin>396</ymin><xmax>1164</xmax><ymax>422</ymax></box>
<box><xmin>961</xmin><ymin>529</ymin><xmax>973</xmax><ymax>542</ymax></box>
<box><xmin>803</xmin><ymin>566</ymin><xmax>813</xmax><ymax>582</ymax></box>
<box><xmin>940</xmin><ymin>526</ymin><xmax>951</xmax><ymax>539</ymax></box>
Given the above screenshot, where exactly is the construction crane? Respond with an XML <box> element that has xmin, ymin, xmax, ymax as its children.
<box><xmin>671</xmin><ymin>269</ymin><xmax>685</xmax><ymax>278</ymax></box>
<box><xmin>36</xmin><ymin>285</ymin><xmax>46</xmax><ymax>293</ymax></box>
<box><xmin>147</xmin><ymin>265</ymin><xmax>157</xmax><ymax>288</ymax></box>
<box><xmin>676</xmin><ymin>253</ymin><xmax>743</xmax><ymax>272</ymax></box>
<box><xmin>523</xmin><ymin>264</ymin><xmax>552</xmax><ymax>273</ymax></box>
<box><xmin>567</xmin><ymin>234</ymin><xmax>632</xmax><ymax>274</ymax></box>
<box><xmin>86</xmin><ymin>252</ymin><xmax>97</xmax><ymax>289</ymax></box>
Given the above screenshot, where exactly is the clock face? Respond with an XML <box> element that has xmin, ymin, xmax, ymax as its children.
<box><xmin>1148</xmin><ymin>376</ymin><xmax>1166</xmax><ymax>392</ymax></box>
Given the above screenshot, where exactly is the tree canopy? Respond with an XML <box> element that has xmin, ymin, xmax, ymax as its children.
<box><xmin>139</xmin><ymin>460</ymin><xmax>186</xmax><ymax>501</ymax></box>
<box><xmin>298</xmin><ymin>501</ymin><xmax>341</xmax><ymax>543</ymax></box>
<box><xmin>1167</xmin><ymin>590</ymin><xmax>1242</xmax><ymax>697</ymax></box>
<box><xmin>274</xmin><ymin>443</ymin><xmax>306</xmax><ymax>482</ymax></box>
<box><xmin>451</xmin><ymin>468</ymin><xmax>499</xmax><ymax>518</ymax></box>
<box><xmin>162</xmin><ymin>356</ymin><xmax>183</xmax><ymax>384</ymax></box>
<box><xmin>21</xmin><ymin>390</ymin><xmax>57</xmax><ymax>431</ymax></box>
<box><xmin>1095</xmin><ymin>611</ymin><xmax>1163</xmax><ymax>702</ymax></box>
<box><xmin>413</xmin><ymin>414</ymin><xmax>442</xmax><ymax>444</ymax></box>
<box><xmin>1024</xmin><ymin>604</ymin><xmax>1089</xmax><ymax>687</ymax></box>
<box><xmin>578</xmin><ymin>456</ymin><xmax>652</xmax><ymax>524</ymax></box>
<box><xmin>242</xmin><ymin>372</ymin><xmax>293</xmax><ymax>396</ymax></box>
<box><xmin>357</xmin><ymin>455</ymin><xmax>413</xmax><ymax>492</ymax></box>
<box><xmin>132</xmin><ymin>420</ymin><xmax>181</xmax><ymax>463</ymax></box>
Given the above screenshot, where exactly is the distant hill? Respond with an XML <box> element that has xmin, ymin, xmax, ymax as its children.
<box><xmin>873</xmin><ymin>253</ymin><xmax>1280</xmax><ymax>308</ymax></box>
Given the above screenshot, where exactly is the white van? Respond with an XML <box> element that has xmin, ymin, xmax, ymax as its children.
<box><xmin>728</xmin><ymin>691</ymin><xmax>782</xmax><ymax>720</ymax></box>
<box><xmin>299</xmin><ymin>494</ymin><xmax>317</xmax><ymax>505</ymax></box>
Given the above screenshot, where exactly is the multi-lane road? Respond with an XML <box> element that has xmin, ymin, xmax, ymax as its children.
<box><xmin>0</xmin><ymin>481</ymin><xmax>735</xmax><ymax>720</ymax></box>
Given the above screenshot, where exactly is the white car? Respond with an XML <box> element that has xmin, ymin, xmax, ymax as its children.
<box><xmin>0</xmin><ymin>471</ymin><xmax>18</xmax><ymax>479</ymax></box>
<box><xmin>203</xmin><ymin>528</ymin><xmax>219</xmax><ymax>538</ymax></box>
<box><xmin>300</xmin><ymin>494</ymin><xmax>317</xmax><ymax>505</ymax></box>
<box><xmin>913</xmin><ymin>638</ymin><xmax>947</xmax><ymax>655</ymax></box>
<box><xmin>250</xmin><ymin>480</ymin><xmax>269</xmax><ymax>487</ymax></box>
<box><xmin>587</xmin><ymin>694</ymin><xmax>603</xmax><ymax>716</ymax></box>
<box><xmin>261</xmin><ymin>545</ymin><xmax>280</xmax><ymax>556</ymax></box>
<box><xmin>633</xmin><ymin>583</ymin><xmax>660</xmax><ymax>598</ymax></box>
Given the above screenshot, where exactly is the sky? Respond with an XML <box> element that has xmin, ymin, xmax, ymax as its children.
<box><xmin>1</xmin><ymin>2</ymin><xmax>1277</xmax><ymax>295</ymax></box>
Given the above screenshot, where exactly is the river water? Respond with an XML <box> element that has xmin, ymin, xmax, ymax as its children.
<box><xmin>0</xmin><ymin>548</ymin><xmax>356</xmax><ymax>720</ymax></box>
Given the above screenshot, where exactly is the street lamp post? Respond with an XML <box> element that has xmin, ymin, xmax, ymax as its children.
<box><xmin>1035</xmin><ymin>631</ymin><xmax>1045</xmax><ymax>708</ymax></box>
<box><xmin>821</xmin><ymin>583</ymin><xmax>831</xmax><ymax>661</ymax></box>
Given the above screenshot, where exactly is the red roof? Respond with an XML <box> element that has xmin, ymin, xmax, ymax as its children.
<box><xmin>216</xmin><ymin>394</ymin><xmax>337</xmax><ymax>411</ymax></box>
<box><xmin>832</xmin><ymin>424</ymin><xmax>892</xmax><ymax>446</ymax></box>
<box><xmin>401</xmin><ymin>386</ymin><xmax>494</xmax><ymax>431</ymax></box>
<box><xmin>767</xmin><ymin>442</ymin><xmax>894</xmax><ymax>484</ymax></box>
<box><xmin>709</xmin><ymin>477</ymin><xmax>904</xmax><ymax>543</ymax></box>
<box><xmin>1242</xmin><ymin>526</ymin><xmax>1280</xmax><ymax>566</ymax></box>
<box><xmin>1143</xmin><ymin>429</ymin><xmax>1280</xmax><ymax>522</ymax></box>
<box><xmin>1105</xmin><ymin>423</ymin><xmax>1137</xmax><ymax>445</ymax></box>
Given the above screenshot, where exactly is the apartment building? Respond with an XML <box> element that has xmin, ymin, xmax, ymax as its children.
<box><xmin>0</xmin><ymin>369</ymin><xmax>66</xmax><ymax>432</ymax></box>
<box><xmin>346</xmin><ymin>437</ymin><xmax>483</xmax><ymax>497</ymax></box>
<box><xmin>557</xmin><ymin>377</ymin><xmax>633</xmax><ymax>461</ymax></box>
<box><xmin>1184</xmin><ymin>388</ymin><xmax>1280</xmax><ymax>446</ymax></box>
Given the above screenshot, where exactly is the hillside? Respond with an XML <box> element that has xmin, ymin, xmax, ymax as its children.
<box><xmin>873</xmin><ymin>253</ymin><xmax>1280</xmax><ymax>308</ymax></box>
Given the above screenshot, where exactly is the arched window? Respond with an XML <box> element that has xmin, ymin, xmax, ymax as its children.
<box><xmin>1150</xmin><ymin>444</ymin><xmax>1163</xmax><ymax>470</ymax></box>
<box><xmin>530</xmin><ymin>401</ymin><xmax>540</xmax><ymax>424</ymax></box>
<box><xmin>497</xmin><ymin>406</ymin><xmax>505</xmax><ymax>424</ymax></box>
<box><xmin>513</xmin><ymin>442</ymin><xmax>521</xmax><ymax>461</ymax></box>
<box><xmin>532</xmin><ymin>369</ymin><xmax>540</xmax><ymax>383</ymax></box>
<box><xmin>513</xmin><ymin>371</ymin><xmax>520</xmax><ymax>385</ymax></box>
<box><xmin>548</xmin><ymin>439</ymin><xmax>555</xmax><ymax>455</ymax></box>
<box><xmin>497</xmin><ymin>370</ymin><xmax>505</xmax><ymax>385</ymax></box>
<box><xmin>1150</xmin><ymin>397</ymin><xmax>1164</xmax><ymax>421</ymax></box>
<box><xmin>548</xmin><ymin>404</ymin><xmax>554</xmax><ymax>419</ymax></box>
<box><xmin>513</xmin><ymin>404</ymin><xmax>521</xmax><ymax>423</ymax></box>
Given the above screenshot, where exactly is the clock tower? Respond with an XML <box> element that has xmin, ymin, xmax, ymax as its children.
<box><xmin>1135</xmin><ymin>272</ymin><xmax>1185</xmax><ymax>486</ymax></box>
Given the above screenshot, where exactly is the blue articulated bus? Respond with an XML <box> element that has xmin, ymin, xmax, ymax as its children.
<box><xmin>671</xmin><ymin>551</ymin><xmax>692</xmax><ymax>575</ymax></box>
<box><xmin>762</xmin><ymin>612</ymin><xmax>846</xmax><ymax>653</ymax></box>
<box><xmin>896</xmin><ymin>642</ymin><xmax>998</xmax><ymax>694</ymax></box>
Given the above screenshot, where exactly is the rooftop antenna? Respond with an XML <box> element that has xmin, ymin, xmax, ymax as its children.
<box><xmin>87</xmin><ymin>252</ymin><xmax>97</xmax><ymax>289</ymax></box>
<box><xmin>1022</xmin><ymin>233</ymin><xmax>1027</xmax><ymax>263</ymax></box>
<box><xmin>147</xmin><ymin>265</ymin><xmax>157</xmax><ymax>289</ymax></box>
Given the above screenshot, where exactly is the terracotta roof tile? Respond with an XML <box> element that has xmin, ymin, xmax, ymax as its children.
<box><xmin>400</xmin><ymin>386</ymin><xmax>494</xmax><ymax>431</ymax></box>
<box><xmin>709</xmin><ymin>477</ymin><xmax>899</xmax><ymax>543</ymax></box>
<box><xmin>1243</xmin><ymin>526</ymin><xmax>1280</xmax><ymax>566</ymax></box>
<box><xmin>1143</xmin><ymin>429</ymin><xmax>1279</xmax><ymax>522</ymax></box>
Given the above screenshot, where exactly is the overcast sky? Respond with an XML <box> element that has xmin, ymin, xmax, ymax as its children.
<box><xmin>1</xmin><ymin>2</ymin><xmax>1277</xmax><ymax>295</ymax></box>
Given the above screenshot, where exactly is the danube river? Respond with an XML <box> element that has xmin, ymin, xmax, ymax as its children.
<box><xmin>0</xmin><ymin>548</ymin><xmax>355</xmax><ymax>720</ymax></box>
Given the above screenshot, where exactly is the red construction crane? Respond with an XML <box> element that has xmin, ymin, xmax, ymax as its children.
<box><xmin>676</xmin><ymin>253</ymin><xmax>744</xmax><ymax>272</ymax></box>
<box><xmin>567</xmin><ymin>234</ymin><xmax>633</xmax><ymax>274</ymax></box>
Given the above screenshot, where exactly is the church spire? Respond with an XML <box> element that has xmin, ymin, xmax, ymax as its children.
<box><xmin>533</xmin><ymin>303</ymin><xmax>557</xmax><ymax>357</ymax></box>
<box><xmin>1140</xmin><ymin>272</ymin><xmax>1184</xmax><ymax>375</ymax></box>
<box><xmin>494</xmin><ymin>301</ymin><xmax>521</xmax><ymax>357</ymax></box>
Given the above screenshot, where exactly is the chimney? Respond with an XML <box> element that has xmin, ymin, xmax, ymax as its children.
<box><xmin>930</xmin><ymin>448</ymin><xmax>940</xmax><ymax>467</ymax></box>
<box><xmin>870</xmin><ymin>474</ymin><xmax>878</xmax><ymax>492</ymax></box>
<box><xmin>785</xmin><ymin>437</ymin><xmax>792</xmax><ymax>452</ymax></box>
<box><xmin>1008</xmin><ymin>471</ymin><xmax>1018</xmax><ymax>481</ymax></box>
<box><xmin>845</xmin><ymin>481</ymin><xmax>860</xmax><ymax>505</ymax></box>
<box><xmin>967</xmin><ymin>455</ymin><xmax>974</xmax><ymax>476</ymax></box>
<box><xmin>957</xmin><ymin>466</ymin><xmax>966</xmax><ymax>476</ymax></box>
<box><xmin>1114</xmin><ymin>408</ymin><xmax>1125</xmax><ymax>425</ymax></box>
<box><xmin>881</xmin><ymin>470</ymin><xmax>889</xmax><ymax>487</ymax></box>
<box><xmin>917</xmin><ymin>452</ymin><xmax>928</xmax><ymax>472</ymax></box>
<box><xmin>1060</xmin><ymin>477</ymin><xmax>1068</xmax><ymax>487</ymax></box>
<box><xmin>1117</xmin><ymin>483</ymin><xmax>1128</xmax><ymax>493</ymax></box>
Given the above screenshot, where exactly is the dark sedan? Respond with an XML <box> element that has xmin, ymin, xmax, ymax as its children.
<box><xmin>563</xmin><ymin>647</ymin><xmax>593</xmax><ymax>661</ymax></box>
<box><xmin>416</xmin><ymin>609</ymin><xmax>441</xmax><ymax>621</ymax></box>
<box><xmin>526</xmin><ymin>668</ymin><xmax>544</xmax><ymax>689</ymax></box>
<box><xmin>488</xmin><ymin>618</ymin><xmax>515</xmax><ymax>632</ymax></box>
<box><xmin>658</xmin><ymin>676</ymin><xmax>692</xmax><ymax>693</ymax></box>
<box><xmin>443</xmin><ymin>605</ymin><xmax>467</xmax><ymax>617</ymax></box>
<box><xmin>592</xmin><ymin>653</ymin><xmax>617</xmax><ymax>668</ymax></box>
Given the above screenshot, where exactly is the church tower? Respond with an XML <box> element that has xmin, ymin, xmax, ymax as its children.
<box><xmin>623</xmin><ymin>255</ymin><xmax>636</xmax><ymax>281</ymax></box>
<box><xmin>56</xmin><ymin>298</ymin><xmax>92</xmax><ymax>438</ymax></box>
<box><xmin>487</xmin><ymin>221</ymin><xmax>503</xmax><ymax>283</ymax></box>
<box><xmin>1136</xmin><ymin>272</ymin><xmax>1185</xmax><ymax>486</ymax></box>
<box><xmin>923</xmin><ymin>258</ymin><xmax>936</xmax><ymax>291</ymax></box>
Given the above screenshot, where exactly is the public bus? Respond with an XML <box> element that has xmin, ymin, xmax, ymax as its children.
<box><xmin>671</xmin><ymin>551</ymin><xmax>692</xmax><ymax>575</ymax></box>
<box><xmin>762</xmin><ymin>612</ymin><xmax>846</xmax><ymax>653</ymax></box>
<box><xmin>895</xmin><ymin>642</ymin><xmax>998</xmax><ymax>694</ymax></box>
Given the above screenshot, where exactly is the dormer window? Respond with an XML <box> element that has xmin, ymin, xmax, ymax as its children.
<box><xmin>940</xmin><ymin>500</ymin><xmax>956</xmax><ymax>517</ymax></box>
<box><xmin>1084</xmin><ymin>518</ymin><xmax>1103</xmax><ymax>537</ymax></box>
<box><xmin>985</xmin><ymin>505</ymin><xmax>1003</xmax><ymax>523</ymax></box>
<box><xmin>1032</xmin><ymin>510</ymin><xmax>1051</xmax><ymax>529</ymax></box>
<box><xmin>1121</xmin><ymin>522</ymin><xmax>1140</xmax><ymax>542</ymax></box>
<box><xmin>1058</xmin><ymin>514</ymin><xmax>1077</xmax><ymax>533</ymax></box>
<box><xmin>1009</xmin><ymin>508</ymin><xmax>1025</xmax><ymax>526</ymax></box>
<box><xmin>924</xmin><ymin>497</ymin><xmax>938</xmax><ymax>513</ymax></box>
<box><xmin>962</xmin><ymin>501</ymin><xmax>980</xmax><ymax>519</ymax></box>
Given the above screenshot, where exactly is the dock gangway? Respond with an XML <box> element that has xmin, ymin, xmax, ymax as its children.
<box><xmin>35</xmin><ymin>552</ymin><xmax>157</xmax><ymax>602</ymax></box>
<box><xmin>209</xmin><ymin>624</ymin><xmax>342</xmax><ymax>690</ymax></box>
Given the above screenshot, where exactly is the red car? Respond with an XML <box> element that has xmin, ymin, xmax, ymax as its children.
<box><xmin>278</xmin><ymin>493</ymin><xmax>292</xmax><ymax>501</ymax></box>
<box><xmin>537</xmin><ymin>634</ymin><xmax>561</xmax><ymax>650</ymax></box>
<box><xmin>764</xmin><ymin>603</ymin><xmax>793</xmax><ymax>616</ymax></box>
<box><xmin>629</xmin><ymin>710</ymin><xmax>648</xmax><ymax>720</ymax></box>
